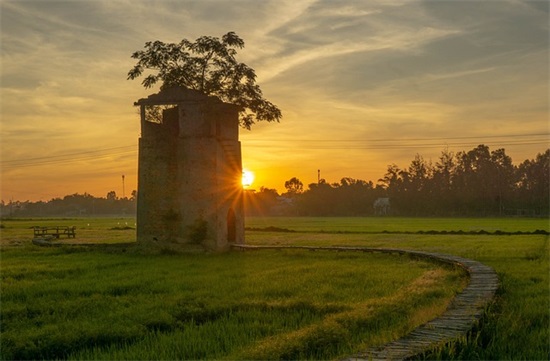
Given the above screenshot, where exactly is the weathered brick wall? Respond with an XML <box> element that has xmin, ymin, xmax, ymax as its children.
<box><xmin>136</xmin><ymin>113</ymin><xmax>179</xmax><ymax>242</ymax></box>
<box><xmin>136</xmin><ymin>87</ymin><xmax>244</xmax><ymax>251</ymax></box>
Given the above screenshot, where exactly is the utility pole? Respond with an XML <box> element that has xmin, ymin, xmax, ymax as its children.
<box><xmin>318</xmin><ymin>169</ymin><xmax>320</xmax><ymax>184</ymax></box>
<box><xmin>122</xmin><ymin>175</ymin><xmax>125</xmax><ymax>199</ymax></box>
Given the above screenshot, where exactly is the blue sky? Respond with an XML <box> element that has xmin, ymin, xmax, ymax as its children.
<box><xmin>1</xmin><ymin>0</ymin><xmax>548</xmax><ymax>200</ymax></box>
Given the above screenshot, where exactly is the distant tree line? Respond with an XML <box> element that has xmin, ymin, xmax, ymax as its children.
<box><xmin>1</xmin><ymin>191</ymin><xmax>137</xmax><ymax>218</ymax></box>
<box><xmin>3</xmin><ymin>145</ymin><xmax>548</xmax><ymax>218</ymax></box>
<box><xmin>245</xmin><ymin>145</ymin><xmax>549</xmax><ymax>217</ymax></box>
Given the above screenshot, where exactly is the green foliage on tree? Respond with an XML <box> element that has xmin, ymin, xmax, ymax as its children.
<box><xmin>128</xmin><ymin>31</ymin><xmax>282</xmax><ymax>129</ymax></box>
<box><xmin>279</xmin><ymin>145</ymin><xmax>548</xmax><ymax>217</ymax></box>
<box><xmin>284</xmin><ymin>177</ymin><xmax>304</xmax><ymax>195</ymax></box>
<box><xmin>244</xmin><ymin>187</ymin><xmax>279</xmax><ymax>216</ymax></box>
<box><xmin>3</xmin><ymin>146</ymin><xmax>548</xmax><ymax>218</ymax></box>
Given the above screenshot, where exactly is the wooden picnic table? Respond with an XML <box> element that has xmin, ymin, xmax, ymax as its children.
<box><xmin>32</xmin><ymin>226</ymin><xmax>76</xmax><ymax>239</ymax></box>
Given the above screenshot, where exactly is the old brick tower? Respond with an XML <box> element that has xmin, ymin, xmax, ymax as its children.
<box><xmin>135</xmin><ymin>87</ymin><xmax>244</xmax><ymax>251</ymax></box>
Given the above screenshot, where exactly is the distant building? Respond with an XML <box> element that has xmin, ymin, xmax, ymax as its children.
<box><xmin>135</xmin><ymin>87</ymin><xmax>244</xmax><ymax>251</ymax></box>
<box><xmin>374</xmin><ymin>197</ymin><xmax>390</xmax><ymax>215</ymax></box>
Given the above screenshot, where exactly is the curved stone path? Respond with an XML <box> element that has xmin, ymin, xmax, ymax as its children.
<box><xmin>231</xmin><ymin>244</ymin><xmax>498</xmax><ymax>361</ymax></box>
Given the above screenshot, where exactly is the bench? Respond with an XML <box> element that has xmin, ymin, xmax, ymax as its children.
<box><xmin>32</xmin><ymin>226</ymin><xmax>76</xmax><ymax>239</ymax></box>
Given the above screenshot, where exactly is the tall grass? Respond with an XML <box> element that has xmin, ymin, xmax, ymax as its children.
<box><xmin>245</xmin><ymin>217</ymin><xmax>550</xmax><ymax>360</ymax></box>
<box><xmin>246</xmin><ymin>216</ymin><xmax>549</xmax><ymax>233</ymax></box>
<box><xmin>0</xmin><ymin>242</ymin><xmax>464</xmax><ymax>360</ymax></box>
<box><xmin>1</xmin><ymin>216</ymin><xmax>547</xmax><ymax>359</ymax></box>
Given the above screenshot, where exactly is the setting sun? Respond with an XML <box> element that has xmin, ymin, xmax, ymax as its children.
<box><xmin>242</xmin><ymin>169</ymin><xmax>255</xmax><ymax>188</ymax></box>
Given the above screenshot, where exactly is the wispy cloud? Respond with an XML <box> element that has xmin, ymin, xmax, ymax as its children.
<box><xmin>1</xmin><ymin>0</ymin><xmax>547</xmax><ymax>199</ymax></box>
<box><xmin>257</xmin><ymin>25</ymin><xmax>460</xmax><ymax>81</ymax></box>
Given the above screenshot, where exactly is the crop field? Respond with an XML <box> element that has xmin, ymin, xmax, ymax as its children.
<box><xmin>1</xmin><ymin>216</ymin><xmax>548</xmax><ymax>360</ymax></box>
<box><xmin>1</xmin><ymin>217</ymin><xmax>138</xmax><ymax>246</ymax></box>
<box><xmin>246</xmin><ymin>216</ymin><xmax>549</xmax><ymax>234</ymax></box>
<box><xmin>246</xmin><ymin>217</ymin><xmax>549</xmax><ymax>360</ymax></box>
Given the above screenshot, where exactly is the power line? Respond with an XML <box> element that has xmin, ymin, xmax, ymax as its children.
<box><xmin>244</xmin><ymin>140</ymin><xmax>549</xmax><ymax>150</ymax></box>
<box><xmin>1</xmin><ymin>146</ymin><xmax>137</xmax><ymax>169</ymax></box>
<box><xmin>1</xmin><ymin>145</ymin><xmax>136</xmax><ymax>164</ymax></box>
<box><xmin>1</xmin><ymin>133</ymin><xmax>547</xmax><ymax>168</ymax></box>
<box><xmin>243</xmin><ymin>132</ymin><xmax>549</xmax><ymax>143</ymax></box>
<box><xmin>243</xmin><ymin>133</ymin><xmax>549</xmax><ymax>150</ymax></box>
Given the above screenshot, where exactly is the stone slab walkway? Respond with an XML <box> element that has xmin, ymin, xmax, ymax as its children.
<box><xmin>232</xmin><ymin>244</ymin><xmax>498</xmax><ymax>361</ymax></box>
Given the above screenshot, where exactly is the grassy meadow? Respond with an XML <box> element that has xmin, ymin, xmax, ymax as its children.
<box><xmin>1</xmin><ymin>216</ymin><xmax>548</xmax><ymax>360</ymax></box>
<box><xmin>246</xmin><ymin>217</ymin><xmax>550</xmax><ymax>360</ymax></box>
<box><xmin>246</xmin><ymin>216</ymin><xmax>549</xmax><ymax>233</ymax></box>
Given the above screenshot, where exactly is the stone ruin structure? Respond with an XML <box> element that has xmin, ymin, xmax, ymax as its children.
<box><xmin>135</xmin><ymin>87</ymin><xmax>244</xmax><ymax>251</ymax></box>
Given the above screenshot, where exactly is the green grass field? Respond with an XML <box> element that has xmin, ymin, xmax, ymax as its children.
<box><xmin>1</xmin><ymin>216</ymin><xmax>548</xmax><ymax>360</ymax></box>
<box><xmin>1</xmin><ymin>217</ymin><xmax>137</xmax><ymax>246</ymax></box>
<box><xmin>246</xmin><ymin>216</ymin><xmax>549</xmax><ymax>233</ymax></box>
<box><xmin>246</xmin><ymin>217</ymin><xmax>549</xmax><ymax>360</ymax></box>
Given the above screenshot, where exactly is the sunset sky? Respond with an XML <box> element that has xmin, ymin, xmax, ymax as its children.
<box><xmin>1</xmin><ymin>0</ymin><xmax>548</xmax><ymax>201</ymax></box>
